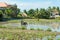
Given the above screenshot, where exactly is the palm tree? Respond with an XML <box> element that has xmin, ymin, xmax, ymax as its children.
<box><xmin>28</xmin><ymin>9</ymin><xmax>35</xmax><ymax>18</ymax></box>
<box><xmin>5</xmin><ymin>8</ymin><xmax>12</xmax><ymax>17</ymax></box>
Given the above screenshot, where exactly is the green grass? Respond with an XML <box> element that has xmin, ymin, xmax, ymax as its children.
<box><xmin>0</xmin><ymin>19</ymin><xmax>60</xmax><ymax>40</ymax></box>
<box><xmin>5</xmin><ymin>19</ymin><xmax>60</xmax><ymax>24</ymax></box>
<box><xmin>0</xmin><ymin>26</ymin><xmax>7</xmax><ymax>28</ymax></box>
<box><xmin>0</xmin><ymin>28</ymin><xmax>59</xmax><ymax>40</ymax></box>
<box><xmin>7</xmin><ymin>20</ymin><xmax>21</xmax><ymax>23</ymax></box>
<box><xmin>37</xmin><ymin>28</ymin><xmax>43</xmax><ymax>31</ymax></box>
<box><xmin>30</xmin><ymin>28</ymin><xmax>35</xmax><ymax>30</ymax></box>
<box><xmin>57</xmin><ymin>38</ymin><xmax>60</xmax><ymax>40</ymax></box>
<box><xmin>20</xmin><ymin>26</ymin><xmax>27</xmax><ymax>30</ymax></box>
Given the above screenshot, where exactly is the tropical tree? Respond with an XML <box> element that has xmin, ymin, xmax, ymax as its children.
<box><xmin>57</xmin><ymin>7</ymin><xmax>60</xmax><ymax>11</ymax></box>
<box><xmin>16</xmin><ymin>8</ymin><xmax>20</xmax><ymax>17</ymax></box>
<box><xmin>34</xmin><ymin>8</ymin><xmax>40</xmax><ymax>21</ymax></box>
<box><xmin>35</xmin><ymin>8</ymin><xmax>39</xmax><ymax>17</ymax></box>
<box><xmin>24</xmin><ymin>9</ymin><xmax>27</xmax><ymax>14</ymax></box>
<box><xmin>47</xmin><ymin>7</ymin><xmax>52</xmax><ymax>13</ymax></box>
<box><xmin>39</xmin><ymin>8</ymin><xmax>50</xmax><ymax>19</ymax></box>
<box><xmin>52</xmin><ymin>6</ymin><xmax>56</xmax><ymax>10</ymax></box>
<box><xmin>57</xmin><ymin>7</ymin><xmax>60</xmax><ymax>15</ymax></box>
<box><xmin>5</xmin><ymin>8</ymin><xmax>12</xmax><ymax>18</ymax></box>
<box><xmin>28</xmin><ymin>9</ymin><xmax>35</xmax><ymax>18</ymax></box>
<box><xmin>5</xmin><ymin>8</ymin><xmax>17</xmax><ymax>18</ymax></box>
<box><xmin>0</xmin><ymin>10</ymin><xmax>3</xmax><ymax>21</ymax></box>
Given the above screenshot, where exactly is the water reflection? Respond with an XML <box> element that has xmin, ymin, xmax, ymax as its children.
<box><xmin>0</xmin><ymin>22</ymin><xmax>60</xmax><ymax>32</ymax></box>
<box><xmin>56</xmin><ymin>35</ymin><xmax>60</xmax><ymax>40</ymax></box>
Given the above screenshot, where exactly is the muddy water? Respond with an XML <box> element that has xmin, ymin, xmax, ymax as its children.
<box><xmin>0</xmin><ymin>22</ymin><xmax>60</xmax><ymax>32</ymax></box>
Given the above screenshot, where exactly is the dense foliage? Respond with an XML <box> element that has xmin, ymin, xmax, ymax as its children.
<box><xmin>22</xmin><ymin>7</ymin><xmax>60</xmax><ymax>19</ymax></box>
<box><xmin>0</xmin><ymin>7</ymin><xmax>20</xmax><ymax>21</ymax></box>
<box><xmin>0</xmin><ymin>6</ymin><xmax>60</xmax><ymax>21</ymax></box>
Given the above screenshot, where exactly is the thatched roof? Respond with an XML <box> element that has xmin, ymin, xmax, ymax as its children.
<box><xmin>52</xmin><ymin>9</ymin><xmax>59</xmax><ymax>14</ymax></box>
<box><xmin>21</xmin><ymin>13</ymin><xmax>27</xmax><ymax>17</ymax></box>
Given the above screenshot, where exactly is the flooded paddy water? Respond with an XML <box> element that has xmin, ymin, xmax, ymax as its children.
<box><xmin>0</xmin><ymin>20</ymin><xmax>60</xmax><ymax>32</ymax></box>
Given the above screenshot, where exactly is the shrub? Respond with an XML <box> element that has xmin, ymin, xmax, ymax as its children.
<box><xmin>21</xmin><ymin>26</ymin><xmax>27</xmax><ymax>30</ymax></box>
<box><xmin>30</xmin><ymin>28</ymin><xmax>35</xmax><ymax>30</ymax></box>
<box><xmin>0</xmin><ymin>26</ymin><xmax>7</xmax><ymax>28</ymax></box>
<box><xmin>37</xmin><ymin>28</ymin><xmax>43</xmax><ymax>31</ymax></box>
<box><xmin>46</xmin><ymin>28</ymin><xmax>52</xmax><ymax>31</ymax></box>
<box><xmin>47</xmin><ymin>38</ymin><xmax>53</xmax><ymax>40</ymax></box>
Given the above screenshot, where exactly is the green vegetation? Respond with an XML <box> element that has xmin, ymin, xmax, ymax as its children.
<box><xmin>0</xmin><ymin>6</ymin><xmax>60</xmax><ymax>21</ymax></box>
<box><xmin>0</xmin><ymin>6</ymin><xmax>60</xmax><ymax>40</ymax></box>
<box><xmin>0</xmin><ymin>26</ymin><xmax>7</xmax><ymax>28</ymax></box>
<box><xmin>22</xmin><ymin>6</ymin><xmax>60</xmax><ymax>19</ymax></box>
<box><xmin>0</xmin><ymin>10</ymin><xmax>3</xmax><ymax>21</ymax></box>
<box><xmin>0</xmin><ymin>23</ymin><xmax>59</xmax><ymax>40</ymax></box>
<box><xmin>0</xmin><ymin>25</ymin><xmax>52</xmax><ymax>31</ymax></box>
<box><xmin>0</xmin><ymin>7</ymin><xmax>20</xmax><ymax>21</ymax></box>
<box><xmin>30</xmin><ymin>28</ymin><xmax>35</xmax><ymax>30</ymax></box>
<box><xmin>0</xmin><ymin>28</ymin><xmax>59</xmax><ymax>40</ymax></box>
<box><xmin>21</xmin><ymin>19</ymin><xmax>60</xmax><ymax>24</ymax></box>
<box><xmin>46</xmin><ymin>28</ymin><xmax>52</xmax><ymax>31</ymax></box>
<box><xmin>20</xmin><ymin>26</ymin><xmax>27</xmax><ymax>30</ymax></box>
<box><xmin>37</xmin><ymin>28</ymin><xmax>43</xmax><ymax>31</ymax></box>
<box><xmin>47</xmin><ymin>38</ymin><xmax>53</xmax><ymax>40</ymax></box>
<box><xmin>57</xmin><ymin>38</ymin><xmax>60</xmax><ymax>40</ymax></box>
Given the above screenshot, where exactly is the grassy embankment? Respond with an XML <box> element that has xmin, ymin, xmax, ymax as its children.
<box><xmin>7</xmin><ymin>19</ymin><xmax>60</xmax><ymax>23</ymax></box>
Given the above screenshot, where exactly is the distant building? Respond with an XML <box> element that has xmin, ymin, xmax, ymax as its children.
<box><xmin>0</xmin><ymin>2</ymin><xmax>7</xmax><ymax>7</ymax></box>
<box><xmin>0</xmin><ymin>2</ymin><xmax>17</xmax><ymax>9</ymax></box>
<box><xmin>50</xmin><ymin>9</ymin><xmax>60</xmax><ymax>18</ymax></box>
<box><xmin>21</xmin><ymin>13</ymin><xmax>27</xmax><ymax>17</ymax></box>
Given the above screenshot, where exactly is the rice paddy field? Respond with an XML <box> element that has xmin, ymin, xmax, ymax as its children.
<box><xmin>0</xmin><ymin>19</ymin><xmax>60</xmax><ymax>40</ymax></box>
<box><xmin>0</xmin><ymin>28</ymin><xmax>60</xmax><ymax>40</ymax></box>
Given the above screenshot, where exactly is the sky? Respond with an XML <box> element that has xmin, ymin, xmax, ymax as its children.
<box><xmin>0</xmin><ymin>0</ymin><xmax>60</xmax><ymax>11</ymax></box>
